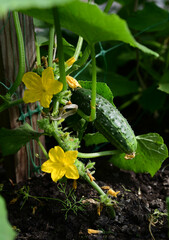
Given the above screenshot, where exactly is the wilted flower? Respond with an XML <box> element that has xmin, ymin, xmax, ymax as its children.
<box><xmin>65</xmin><ymin>56</ymin><xmax>76</xmax><ymax>67</ymax></box>
<box><xmin>107</xmin><ymin>188</ymin><xmax>120</xmax><ymax>198</ymax></box>
<box><xmin>66</xmin><ymin>75</ymin><xmax>82</xmax><ymax>89</ymax></box>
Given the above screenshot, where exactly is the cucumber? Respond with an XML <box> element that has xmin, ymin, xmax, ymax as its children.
<box><xmin>71</xmin><ymin>88</ymin><xmax>137</xmax><ymax>154</ymax></box>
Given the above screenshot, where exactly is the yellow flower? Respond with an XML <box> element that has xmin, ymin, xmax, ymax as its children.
<box><xmin>41</xmin><ymin>146</ymin><xmax>79</xmax><ymax>182</ymax></box>
<box><xmin>66</xmin><ymin>75</ymin><xmax>82</xmax><ymax>89</ymax></box>
<box><xmin>65</xmin><ymin>56</ymin><xmax>76</xmax><ymax>67</ymax></box>
<box><xmin>22</xmin><ymin>67</ymin><xmax>63</xmax><ymax>108</ymax></box>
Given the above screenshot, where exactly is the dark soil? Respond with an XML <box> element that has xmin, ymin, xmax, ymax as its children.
<box><xmin>1</xmin><ymin>159</ymin><xmax>169</xmax><ymax>240</ymax></box>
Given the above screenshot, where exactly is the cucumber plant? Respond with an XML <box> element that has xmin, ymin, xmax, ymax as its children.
<box><xmin>0</xmin><ymin>0</ymin><xmax>168</xmax><ymax>218</ymax></box>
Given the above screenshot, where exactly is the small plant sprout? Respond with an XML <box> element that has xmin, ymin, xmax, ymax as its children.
<box><xmin>148</xmin><ymin>209</ymin><xmax>168</xmax><ymax>240</ymax></box>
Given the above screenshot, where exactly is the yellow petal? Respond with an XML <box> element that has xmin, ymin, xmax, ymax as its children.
<box><xmin>66</xmin><ymin>76</ymin><xmax>82</xmax><ymax>89</ymax></box>
<box><xmin>88</xmin><ymin>229</ymin><xmax>103</xmax><ymax>234</ymax></box>
<box><xmin>41</xmin><ymin>160</ymin><xmax>54</xmax><ymax>173</ymax></box>
<box><xmin>22</xmin><ymin>72</ymin><xmax>42</xmax><ymax>89</ymax></box>
<box><xmin>65</xmin><ymin>57</ymin><xmax>76</xmax><ymax>67</ymax></box>
<box><xmin>42</xmin><ymin>67</ymin><xmax>54</xmax><ymax>86</ymax></box>
<box><xmin>65</xmin><ymin>165</ymin><xmax>79</xmax><ymax>179</ymax></box>
<box><xmin>23</xmin><ymin>89</ymin><xmax>42</xmax><ymax>103</ymax></box>
<box><xmin>73</xmin><ymin>180</ymin><xmax>77</xmax><ymax>190</ymax></box>
<box><xmin>39</xmin><ymin>92</ymin><xmax>53</xmax><ymax>108</ymax></box>
<box><xmin>46</xmin><ymin>80</ymin><xmax>63</xmax><ymax>95</ymax></box>
<box><xmin>101</xmin><ymin>186</ymin><xmax>110</xmax><ymax>190</ymax></box>
<box><xmin>49</xmin><ymin>146</ymin><xmax>65</xmax><ymax>163</ymax></box>
<box><xmin>87</xmin><ymin>171</ymin><xmax>95</xmax><ymax>182</ymax></box>
<box><xmin>107</xmin><ymin>189</ymin><xmax>120</xmax><ymax>198</ymax></box>
<box><xmin>10</xmin><ymin>198</ymin><xmax>18</xmax><ymax>205</ymax></box>
<box><xmin>51</xmin><ymin>168</ymin><xmax>66</xmax><ymax>182</ymax></box>
<box><xmin>65</xmin><ymin>150</ymin><xmax>78</xmax><ymax>164</ymax></box>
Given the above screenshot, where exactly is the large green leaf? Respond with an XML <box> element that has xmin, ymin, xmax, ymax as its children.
<box><xmin>79</xmin><ymin>81</ymin><xmax>114</xmax><ymax>105</ymax></box>
<box><xmin>110</xmin><ymin>133</ymin><xmax>168</xmax><ymax>176</ymax></box>
<box><xmin>158</xmin><ymin>70</ymin><xmax>169</xmax><ymax>94</ymax></box>
<box><xmin>22</xmin><ymin>2</ymin><xmax>158</xmax><ymax>56</ymax></box>
<box><xmin>0</xmin><ymin>123</ymin><xmax>43</xmax><ymax>156</ymax></box>
<box><xmin>127</xmin><ymin>2</ymin><xmax>169</xmax><ymax>32</ymax></box>
<box><xmin>0</xmin><ymin>0</ymin><xmax>78</xmax><ymax>17</ymax></box>
<box><xmin>83</xmin><ymin>132</ymin><xmax>108</xmax><ymax>147</ymax></box>
<box><xmin>97</xmin><ymin>72</ymin><xmax>139</xmax><ymax>97</ymax></box>
<box><xmin>0</xmin><ymin>196</ymin><xmax>16</xmax><ymax>240</ymax></box>
<box><xmin>139</xmin><ymin>85</ymin><xmax>167</xmax><ymax>113</ymax></box>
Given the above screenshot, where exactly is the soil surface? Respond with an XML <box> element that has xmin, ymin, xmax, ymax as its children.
<box><xmin>1</xmin><ymin>159</ymin><xmax>169</xmax><ymax>240</ymax></box>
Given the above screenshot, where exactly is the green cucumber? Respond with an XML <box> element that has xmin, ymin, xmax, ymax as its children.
<box><xmin>71</xmin><ymin>88</ymin><xmax>137</xmax><ymax>154</ymax></box>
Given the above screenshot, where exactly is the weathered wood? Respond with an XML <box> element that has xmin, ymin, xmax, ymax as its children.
<box><xmin>0</xmin><ymin>12</ymin><xmax>46</xmax><ymax>183</ymax></box>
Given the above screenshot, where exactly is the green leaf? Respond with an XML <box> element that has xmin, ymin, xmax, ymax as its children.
<box><xmin>35</xmin><ymin>28</ymin><xmax>49</xmax><ymax>46</ymax></box>
<box><xmin>0</xmin><ymin>0</ymin><xmax>78</xmax><ymax>17</ymax></box>
<box><xmin>0</xmin><ymin>123</ymin><xmax>43</xmax><ymax>156</ymax></box>
<box><xmin>22</xmin><ymin>2</ymin><xmax>158</xmax><ymax>56</ymax></box>
<box><xmin>83</xmin><ymin>132</ymin><xmax>108</xmax><ymax>147</ymax></box>
<box><xmin>0</xmin><ymin>196</ymin><xmax>16</xmax><ymax>240</ymax></box>
<box><xmin>127</xmin><ymin>2</ymin><xmax>169</xmax><ymax>32</ymax></box>
<box><xmin>62</xmin><ymin>38</ymin><xmax>76</xmax><ymax>58</ymax></box>
<box><xmin>158</xmin><ymin>70</ymin><xmax>169</xmax><ymax>94</ymax></box>
<box><xmin>33</xmin><ymin>18</ymin><xmax>75</xmax><ymax>55</ymax></box>
<box><xmin>79</xmin><ymin>81</ymin><xmax>114</xmax><ymax>105</ymax></box>
<box><xmin>139</xmin><ymin>85</ymin><xmax>167</xmax><ymax>112</ymax></box>
<box><xmin>97</xmin><ymin>72</ymin><xmax>139</xmax><ymax>97</ymax></box>
<box><xmin>110</xmin><ymin>133</ymin><xmax>168</xmax><ymax>176</ymax></box>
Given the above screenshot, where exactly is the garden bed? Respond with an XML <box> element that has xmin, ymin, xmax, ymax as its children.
<box><xmin>2</xmin><ymin>159</ymin><xmax>169</xmax><ymax>240</ymax></box>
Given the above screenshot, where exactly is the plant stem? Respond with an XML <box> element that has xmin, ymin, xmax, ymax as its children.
<box><xmin>35</xmin><ymin>42</ymin><xmax>41</xmax><ymax>66</ymax></box>
<box><xmin>0</xmin><ymin>98</ymin><xmax>23</xmax><ymax>113</ymax></box>
<box><xmin>48</xmin><ymin>25</ymin><xmax>55</xmax><ymax>67</ymax></box>
<box><xmin>36</xmin><ymin>139</ymin><xmax>49</xmax><ymax>159</ymax></box>
<box><xmin>90</xmin><ymin>44</ymin><xmax>97</xmax><ymax>121</ymax></box>
<box><xmin>8</xmin><ymin>11</ymin><xmax>25</xmax><ymax>96</ymax></box>
<box><xmin>74</xmin><ymin>36</ymin><xmax>83</xmax><ymax>60</ymax></box>
<box><xmin>119</xmin><ymin>93</ymin><xmax>141</xmax><ymax>110</ymax></box>
<box><xmin>104</xmin><ymin>0</ymin><xmax>114</xmax><ymax>13</ymax></box>
<box><xmin>76</xmin><ymin>159</ymin><xmax>115</xmax><ymax>217</ymax></box>
<box><xmin>84</xmin><ymin>176</ymin><xmax>115</xmax><ymax>217</ymax></box>
<box><xmin>52</xmin><ymin>130</ymin><xmax>68</xmax><ymax>151</ymax></box>
<box><xmin>53</xmin><ymin>8</ymin><xmax>67</xmax><ymax>91</ymax></box>
<box><xmin>84</xmin><ymin>174</ymin><xmax>105</xmax><ymax>196</ymax></box>
<box><xmin>75</xmin><ymin>45</ymin><xmax>90</xmax><ymax>67</ymax></box>
<box><xmin>77</xmin><ymin>150</ymin><xmax>120</xmax><ymax>158</ymax></box>
<box><xmin>51</xmin><ymin>130</ymin><xmax>115</xmax><ymax>217</ymax></box>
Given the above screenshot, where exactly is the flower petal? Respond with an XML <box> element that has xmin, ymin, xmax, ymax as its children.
<box><xmin>49</xmin><ymin>146</ymin><xmax>65</xmax><ymax>163</ymax></box>
<box><xmin>41</xmin><ymin>160</ymin><xmax>54</xmax><ymax>173</ymax></box>
<box><xmin>42</xmin><ymin>67</ymin><xmax>54</xmax><ymax>86</ymax></box>
<box><xmin>65</xmin><ymin>165</ymin><xmax>79</xmax><ymax>179</ymax></box>
<box><xmin>22</xmin><ymin>72</ymin><xmax>42</xmax><ymax>90</ymax></box>
<box><xmin>66</xmin><ymin>76</ymin><xmax>81</xmax><ymax>89</ymax></box>
<box><xmin>46</xmin><ymin>80</ymin><xmax>63</xmax><ymax>95</ymax></box>
<box><xmin>39</xmin><ymin>93</ymin><xmax>53</xmax><ymax>108</ymax></box>
<box><xmin>65</xmin><ymin>56</ymin><xmax>76</xmax><ymax>67</ymax></box>
<box><xmin>23</xmin><ymin>89</ymin><xmax>42</xmax><ymax>103</ymax></box>
<box><xmin>51</xmin><ymin>168</ymin><xmax>66</xmax><ymax>182</ymax></box>
<box><xmin>65</xmin><ymin>150</ymin><xmax>78</xmax><ymax>164</ymax></box>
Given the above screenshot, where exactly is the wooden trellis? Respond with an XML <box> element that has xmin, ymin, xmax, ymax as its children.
<box><xmin>0</xmin><ymin>12</ymin><xmax>45</xmax><ymax>183</ymax></box>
